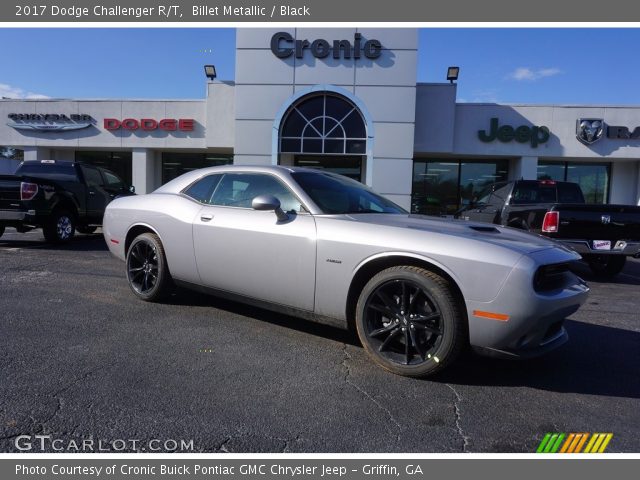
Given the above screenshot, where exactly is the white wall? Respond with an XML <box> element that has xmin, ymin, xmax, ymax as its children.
<box><xmin>610</xmin><ymin>161</ymin><xmax>639</xmax><ymax>205</ymax></box>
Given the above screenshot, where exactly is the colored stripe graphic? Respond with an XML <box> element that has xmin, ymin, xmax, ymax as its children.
<box><xmin>574</xmin><ymin>433</ymin><xmax>589</xmax><ymax>453</ymax></box>
<box><xmin>537</xmin><ymin>433</ymin><xmax>613</xmax><ymax>453</ymax></box>
<box><xmin>559</xmin><ymin>433</ymin><xmax>575</xmax><ymax>453</ymax></box>
<box><xmin>536</xmin><ymin>433</ymin><xmax>552</xmax><ymax>453</ymax></box>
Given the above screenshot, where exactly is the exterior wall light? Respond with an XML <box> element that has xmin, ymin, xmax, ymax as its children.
<box><xmin>447</xmin><ymin>66</ymin><xmax>459</xmax><ymax>84</ymax></box>
<box><xmin>204</xmin><ymin>65</ymin><xmax>217</xmax><ymax>81</ymax></box>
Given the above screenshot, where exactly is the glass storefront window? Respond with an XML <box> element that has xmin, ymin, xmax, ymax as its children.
<box><xmin>459</xmin><ymin>161</ymin><xmax>509</xmax><ymax>209</ymax></box>
<box><xmin>75</xmin><ymin>151</ymin><xmax>132</xmax><ymax>185</ymax></box>
<box><xmin>412</xmin><ymin>159</ymin><xmax>509</xmax><ymax>216</ymax></box>
<box><xmin>294</xmin><ymin>155</ymin><xmax>362</xmax><ymax>181</ymax></box>
<box><xmin>161</xmin><ymin>153</ymin><xmax>233</xmax><ymax>184</ymax></box>
<box><xmin>536</xmin><ymin>161</ymin><xmax>565</xmax><ymax>182</ymax></box>
<box><xmin>280</xmin><ymin>93</ymin><xmax>367</xmax><ymax>155</ymax></box>
<box><xmin>538</xmin><ymin>161</ymin><xmax>610</xmax><ymax>204</ymax></box>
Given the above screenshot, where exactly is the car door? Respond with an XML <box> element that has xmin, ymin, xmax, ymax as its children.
<box><xmin>192</xmin><ymin>172</ymin><xmax>317</xmax><ymax>311</ymax></box>
<box><xmin>79</xmin><ymin>165</ymin><xmax>110</xmax><ymax>222</ymax></box>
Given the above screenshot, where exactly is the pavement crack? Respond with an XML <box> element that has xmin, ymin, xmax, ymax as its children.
<box><xmin>50</xmin><ymin>362</ymin><xmax>117</xmax><ymax>399</ymax></box>
<box><xmin>341</xmin><ymin>344</ymin><xmax>401</xmax><ymax>443</ymax></box>
<box><xmin>445</xmin><ymin>383</ymin><xmax>471</xmax><ymax>453</ymax></box>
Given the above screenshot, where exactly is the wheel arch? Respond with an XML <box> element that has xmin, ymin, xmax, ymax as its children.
<box><xmin>50</xmin><ymin>194</ymin><xmax>79</xmax><ymax>218</ymax></box>
<box><xmin>124</xmin><ymin>223</ymin><xmax>162</xmax><ymax>256</ymax></box>
<box><xmin>345</xmin><ymin>253</ymin><xmax>468</xmax><ymax>333</ymax></box>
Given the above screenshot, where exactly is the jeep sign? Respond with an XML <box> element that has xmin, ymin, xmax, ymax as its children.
<box><xmin>478</xmin><ymin>118</ymin><xmax>550</xmax><ymax>148</ymax></box>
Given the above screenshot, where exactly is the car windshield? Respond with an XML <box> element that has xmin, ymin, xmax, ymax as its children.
<box><xmin>291</xmin><ymin>171</ymin><xmax>406</xmax><ymax>215</ymax></box>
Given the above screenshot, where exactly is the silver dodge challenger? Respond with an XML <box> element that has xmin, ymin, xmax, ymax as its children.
<box><xmin>103</xmin><ymin>165</ymin><xmax>589</xmax><ymax>377</ymax></box>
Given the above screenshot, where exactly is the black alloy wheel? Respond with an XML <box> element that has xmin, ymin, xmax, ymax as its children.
<box><xmin>356</xmin><ymin>266</ymin><xmax>466</xmax><ymax>377</ymax></box>
<box><xmin>43</xmin><ymin>209</ymin><xmax>76</xmax><ymax>244</ymax></box>
<box><xmin>126</xmin><ymin>232</ymin><xmax>172</xmax><ymax>302</ymax></box>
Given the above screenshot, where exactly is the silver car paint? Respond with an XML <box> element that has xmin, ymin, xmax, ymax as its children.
<box><xmin>104</xmin><ymin>165</ymin><xmax>589</xmax><ymax>356</ymax></box>
<box><xmin>193</xmin><ymin>205</ymin><xmax>317</xmax><ymax>311</ymax></box>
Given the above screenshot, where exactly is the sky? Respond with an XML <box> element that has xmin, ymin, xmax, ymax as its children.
<box><xmin>1</xmin><ymin>28</ymin><xmax>639</xmax><ymax>105</ymax></box>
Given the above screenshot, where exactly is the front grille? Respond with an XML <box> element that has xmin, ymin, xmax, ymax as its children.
<box><xmin>533</xmin><ymin>263</ymin><xmax>570</xmax><ymax>292</ymax></box>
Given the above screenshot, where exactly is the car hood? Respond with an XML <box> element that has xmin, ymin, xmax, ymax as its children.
<box><xmin>342</xmin><ymin>213</ymin><xmax>576</xmax><ymax>256</ymax></box>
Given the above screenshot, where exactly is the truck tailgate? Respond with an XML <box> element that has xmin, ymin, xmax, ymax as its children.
<box><xmin>553</xmin><ymin>203</ymin><xmax>640</xmax><ymax>241</ymax></box>
<box><xmin>0</xmin><ymin>175</ymin><xmax>22</xmax><ymax>211</ymax></box>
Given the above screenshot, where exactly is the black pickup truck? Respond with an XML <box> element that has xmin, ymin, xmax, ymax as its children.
<box><xmin>0</xmin><ymin>160</ymin><xmax>133</xmax><ymax>243</ymax></box>
<box><xmin>457</xmin><ymin>179</ymin><xmax>640</xmax><ymax>278</ymax></box>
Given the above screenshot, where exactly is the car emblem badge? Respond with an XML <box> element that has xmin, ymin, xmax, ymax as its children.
<box><xmin>601</xmin><ymin>215</ymin><xmax>611</xmax><ymax>224</ymax></box>
<box><xmin>577</xmin><ymin>118</ymin><xmax>605</xmax><ymax>145</ymax></box>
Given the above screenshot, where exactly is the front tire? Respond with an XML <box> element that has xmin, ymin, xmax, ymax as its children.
<box><xmin>43</xmin><ymin>209</ymin><xmax>76</xmax><ymax>244</ymax></box>
<box><xmin>126</xmin><ymin>232</ymin><xmax>172</xmax><ymax>302</ymax></box>
<box><xmin>585</xmin><ymin>254</ymin><xmax>627</xmax><ymax>279</ymax></box>
<box><xmin>355</xmin><ymin>266</ymin><xmax>466</xmax><ymax>378</ymax></box>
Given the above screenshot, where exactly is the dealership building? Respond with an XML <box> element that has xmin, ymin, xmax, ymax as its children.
<box><xmin>1</xmin><ymin>28</ymin><xmax>640</xmax><ymax>213</ymax></box>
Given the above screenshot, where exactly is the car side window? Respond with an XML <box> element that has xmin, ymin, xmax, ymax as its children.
<box><xmin>101</xmin><ymin>170</ymin><xmax>125</xmax><ymax>191</ymax></box>
<box><xmin>490</xmin><ymin>183</ymin><xmax>511</xmax><ymax>206</ymax></box>
<box><xmin>211</xmin><ymin>173</ymin><xmax>303</xmax><ymax>213</ymax></box>
<box><xmin>81</xmin><ymin>166</ymin><xmax>103</xmax><ymax>188</ymax></box>
<box><xmin>182</xmin><ymin>174</ymin><xmax>223</xmax><ymax>204</ymax></box>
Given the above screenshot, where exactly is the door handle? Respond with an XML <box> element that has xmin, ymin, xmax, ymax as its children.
<box><xmin>200</xmin><ymin>214</ymin><xmax>213</xmax><ymax>222</ymax></box>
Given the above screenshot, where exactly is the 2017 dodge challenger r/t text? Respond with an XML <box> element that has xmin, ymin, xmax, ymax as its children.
<box><xmin>103</xmin><ymin>166</ymin><xmax>589</xmax><ymax>377</ymax></box>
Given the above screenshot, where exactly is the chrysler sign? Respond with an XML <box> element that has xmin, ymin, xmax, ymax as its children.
<box><xmin>7</xmin><ymin>113</ymin><xmax>94</xmax><ymax>132</ymax></box>
<box><xmin>270</xmin><ymin>32</ymin><xmax>382</xmax><ymax>59</ymax></box>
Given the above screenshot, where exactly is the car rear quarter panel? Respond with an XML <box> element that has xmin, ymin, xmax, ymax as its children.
<box><xmin>104</xmin><ymin>194</ymin><xmax>203</xmax><ymax>284</ymax></box>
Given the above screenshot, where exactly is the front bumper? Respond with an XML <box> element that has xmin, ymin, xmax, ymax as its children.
<box><xmin>560</xmin><ymin>239</ymin><xmax>640</xmax><ymax>256</ymax></box>
<box><xmin>467</xmin><ymin>249</ymin><xmax>589</xmax><ymax>359</ymax></box>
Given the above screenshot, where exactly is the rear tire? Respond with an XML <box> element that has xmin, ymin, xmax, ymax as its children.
<box><xmin>126</xmin><ymin>232</ymin><xmax>172</xmax><ymax>302</ymax></box>
<box><xmin>355</xmin><ymin>266</ymin><xmax>466</xmax><ymax>378</ymax></box>
<box><xmin>585</xmin><ymin>255</ymin><xmax>627</xmax><ymax>279</ymax></box>
<box><xmin>43</xmin><ymin>209</ymin><xmax>76</xmax><ymax>244</ymax></box>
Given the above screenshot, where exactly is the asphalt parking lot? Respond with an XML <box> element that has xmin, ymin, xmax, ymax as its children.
<box><xmin>1</xmin><ymin>227</ymin><xmax>639</xmax><ymax>453</ymax></box>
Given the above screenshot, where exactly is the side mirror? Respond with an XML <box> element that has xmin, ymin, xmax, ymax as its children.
<box><xmin>252</xmin><ymin>194</ymin><xmax>288</xmax><ymax>222</ymax></box>
<box><xmin>128</xmin><ymin>185</ymin><xmax>136</xmax><ymax>194</ymax></box>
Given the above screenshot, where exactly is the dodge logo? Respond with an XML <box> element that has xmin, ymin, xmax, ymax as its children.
<box><xmin>577</xmin><ymin>118</ymin><xmax>605</xmax><ymax>145</ymax></box>
<box><xmin>601</xmin><ymin>215</ymin><xmax>611</xmax><ymax>224</ymax></box>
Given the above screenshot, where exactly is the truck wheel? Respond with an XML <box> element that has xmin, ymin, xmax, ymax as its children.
<box><xmin>355</xmin><ymin>266</ymin><xmax>466</xmax><ymax>378</ymax></box>
<box><xmin>43</xmin><ymin>209</ymin><xmax>76</xmax><ymax>244</ymax></box>
<box><xmin>126</xmin><ymin>233</ymin><xmax>172</xmax><ymax>302</ymax></box>
<box><xmin>585</xmin><ymin>255</ymin><xmax>627</xmax><ymax>279</ymax></box>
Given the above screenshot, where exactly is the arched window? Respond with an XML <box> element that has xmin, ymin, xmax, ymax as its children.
<box><xmin>279</xmin><ymin>93</ymin><xmax>367</xmax><ymax>155</ymax></box>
